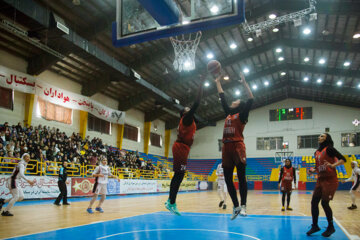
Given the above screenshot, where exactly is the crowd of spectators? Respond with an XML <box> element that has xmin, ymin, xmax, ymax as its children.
<box><xmin>0</xmin><ymin>122</ymin><xmax>165</xmax><ymax>173</ymax></box>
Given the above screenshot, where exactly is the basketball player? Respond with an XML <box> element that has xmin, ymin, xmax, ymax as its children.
<box><xmin>87</xmin><ymin>158</ymin><xmax>119</xmax><ymax>214</ymax></box>
<box><xmin>306</xmin><ymin>133</ymin><xmax>346</xmax><ymax>237</ymax></box>
<box><xmin>216</xmin><ymin>163</ymin><xmax>227</xmax><ymax>209</ymax></box>
<box><xmin>342</xmin><ymin>161</ymin><xmax>360</xmax><ymax>210</ymax></box>
<box><xmin>278</xmin><ymin>159</ymin><xmax>296</xmax><ymax>211</ymax></box>
<box><xmin>0</xmin><ymin>153</ymin><xmax>35</xmax><ymax>216</ymax></box>
<box><xmin>214</xmin><ymin>73</ymin><xmax>253</xmax><ymax>220</ymax></box>
<box><xmin>165</xmin><ymin>75</ymin><xmax>205</xmax><ymax>215</ymax></box>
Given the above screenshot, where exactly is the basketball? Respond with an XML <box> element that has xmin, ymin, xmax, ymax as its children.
<box><xmin>207</xmin><ymin>60</ymin><xmax>221</xmax><ymax>76</ymax></box>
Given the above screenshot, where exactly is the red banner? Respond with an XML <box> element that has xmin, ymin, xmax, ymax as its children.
<box><xmin>71</xmin><ymin>178</ymin><xmax>95</xmax><ymax>196</ymax></box>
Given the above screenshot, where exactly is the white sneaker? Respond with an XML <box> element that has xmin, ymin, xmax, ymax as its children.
<box><xmin>230</xmin><ymin>206</ymin><xmax>241</xmax><ymax>220</ymax></box>
<box><xmin>240</xmin><ymin>205</ymin><xmax>247</xmax><ymax>216</ymax></box>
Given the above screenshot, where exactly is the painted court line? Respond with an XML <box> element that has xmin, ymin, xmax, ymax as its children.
<box><xmin>5</xmin><ymin>212</ymin><xmax>155</xmax><ymax>239</ymax></box>
<box><xmin>334</xmin><ymin>217</ymin><xmax>359</xmax><ymax>240</ymax></box>
<box><xmin>96</xmin><ymin>229</ymin><xmax>261</xmax><ymax>240</ymax></box>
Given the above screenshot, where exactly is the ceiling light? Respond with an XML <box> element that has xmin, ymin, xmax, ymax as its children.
<box><xmin>204</xmin><ymin>81</ymin><xmax>210</xmax><ymax>87</ymax></box>
<box><xmin>206</xmin><ymin>53</ymin><xmax>214</xmax><ymax>59</ymax></box>
<box><xmin>303</xmin><ymin>28</ymin><xmax>311</xmax><ymax>35</ymax></box>
<box><xmin>304</xmin><ymin>57</ymin><xmax>310</xmax><ymax>62</ymax></box>
<box><xmin>319</xmin><ymin>58</ymin><xmax>326</xmax><ymax>64</ymax></box>
<box><xmin>184</xmin><ymin>61</ymin><xmax>191</xmax><ymax>68</ymax></box>
<box><xmin>303</xmin><ymin>77</ymin><xmax>309</xmax><ymax>82</ymax></box>
<box><xmin>353</xmin><ymin>33</ymin><xmax>360</xmax><ymax>39</ymax></box>
<box><xmin>247</xmin><ymin>37</ymin><xmax>253</xmax><ymax>42</ymax></box>
<box><xmin>276</xmin><ymin>48</ymin><xmax>282</xmax><ymax>53</ymax></box>
<box><xmin>243</xmin><ymin>68</ymin><xmax>250</xmax><ymax>73</ymax></box>
<box><xmin>278</xmin><ymin>57</ymin><xmax>284</xmax><ymax>61</ymax></box>
<box><xmin>272</xmin><ymin>28</ymin><xmax>279</xmax><ymax>32</ymax></box>
<box><xmin>252</xmin><ymin>85</ymin><xmax>258</xmax><ymax>90</ymax></box>
<box><xmin>235</xmin><ymin>90</ymin><xmax>240</xmax><ymax>96</ymax></box>
<box><xmin>358</xmin><ymin>83</ymin><xmax>360</xmax><ymax>88</ymax></box>
<box><xmin>230</xmin><ymin>43</ymin><xmax>237</xmax><ymax>49</ymax></box>
<box><xmin>336</xmin><ymin>81</ymin><xmax>343</xmax><ymax>86</ymax></box>
<box><xmin>317</xmin><ymin>78</ymin><xmax>322</xmax><ymax>83</ymax></box>
<box><xmin>182</xmin><ymin>20</ymin><xmax>190</xmax><ymax>25</ymax></box>
<box><xmin>269</xmin><ymin>14</ymin><xmax>277</xmax><ymax>19</ymax></box>
<box><xmin>264</xmin><ymin>81</ymin><xmax>269</xmax><ymax>86</ymax></box>
<box><xmin>281</xmin><ymin>72</ymin><xmax>286</xmax><ymax>76</ymax></box>
<box><xmin>223</xmin><ymin>76</ymin><xmax>229</xmax><ymax>80</ymax></box>
<box><xmin>344</xmin><ymin>61</ymin><xmax>351</xmax><ymax>67</ymax></box>
<box><xmin>210</xmin><ymin>5</ymin><xmax>219</xmax><ymax>13</ymax></box>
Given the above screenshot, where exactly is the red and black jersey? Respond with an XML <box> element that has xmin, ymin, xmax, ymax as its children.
<box><xmin>282</xmin><ymin>166</ymin><xmax>294</xmax><ymax>182</ymax></box>
<box><xmin>315</xmin><ymin>146</ymin><xmax>337</xmax><ymax>178</ymax></box>
<box><xmin>222</xmin><ymin>113</ymin><xmax>245</xmax><ymax>143</ymax></box>
<box><xmin>176</xmin><ymin>117</ymin><xmax>196</xmax><ymax>147</ymax></box>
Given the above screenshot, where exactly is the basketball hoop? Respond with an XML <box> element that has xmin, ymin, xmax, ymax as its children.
<box><xmin>170</xmin><ymin>31</ymin><xmax>202</xmax><ymax>72</ymax></box>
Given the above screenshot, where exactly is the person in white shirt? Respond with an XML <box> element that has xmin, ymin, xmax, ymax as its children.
<box><xmin>0</xmin><ymin>153</ymin><xmax>35</xmax><ymax>216</ymax></box>
<box><xmin>86</xmin><ymin>158</ymin><xmax>119</xmax><ymax>214</ymax></box>
<box><xmin>342</xmin><ymin>161</ymin><xmax>360</xmax><ymax>210</ymax></box>
<box><xmin>216</xmin><ymin>163</ymin><xmax>227</xmax><ymax>209</ymax></box>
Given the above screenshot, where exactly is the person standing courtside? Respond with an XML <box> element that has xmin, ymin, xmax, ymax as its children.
<box><xmin>214</xmin><ymin>72</ymin><xmax>253</xmax><ymax>220</ymax></box>
<box><xmin>0</xmin><ymin>153</ymin><xmax>35</xmax><ymax>216</ymax></box>
<box><xmin>54</xmin><ymin>161</ymin><xmax>70</xmax><ymax>206</ymax></box>
<box><xmin>165</xmin><ymin>75</ymin><xmax>205</xmax><ymax>215</ymax></box>
<box><xmin>278</xmin><ymin>159</ymin><xmax>296</xmax><ymax>211</ymax></box>
<box><xmin>307</xmin><ymin>133</ymin><xmax>346</xmax><ymax>237</ymax></box>
<box><xmin>342</xmin><ymin>161</ymin><xmax>360</xmax><ymax>210</ymax></box>
<box><xmin>216</xmin><ymin>163</ymin><xmax>227</xmax><ymax>209</ymax></box>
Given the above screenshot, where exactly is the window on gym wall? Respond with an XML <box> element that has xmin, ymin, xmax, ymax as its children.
<box><xmin>37</xmin><ymin>97</ymin><xmax>72</xmax><ymax>124</ymax></box>
<box><xmin>124</xmin><ymin>124</ymin><xmax>139</xmax><ymax>142</ymax></box>
<box><xmin>341</xmin><ymin>133</ymin><xmax>360</xmax><ymax>147</ymax></box>
<box><xmin>150</xmin><ymin>132</ymin><xmax>162</xmax><ymax>147</ymax></box>
<box><xmin>297</xmin><ymin>135</ymin><xmax>319</xmax><ymax>149</ymax></box>
<box><xmin>88</xmin><ymin>114</ymin><xmax>111</xmax><ymax>134</ymax></box>
<box><xmin>0</xmin><ymin>86</ymin><xmax>13</xmax><ymax>110</ymax></box>
<box><xmin>257</xmin><ymin>137</ymin><xmax>283</xmax><ymax>150</ymax></box>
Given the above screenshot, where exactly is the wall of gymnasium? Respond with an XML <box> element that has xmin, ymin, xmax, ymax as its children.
<box><xmin>190</xmin><ymin>98</ymin><xmax>360</xmax><ymax>159</ymax></box>
<box><xmin>0</xmin><ymin>50</ymin><xmax>168</xmax><ymax>157</ymax></box>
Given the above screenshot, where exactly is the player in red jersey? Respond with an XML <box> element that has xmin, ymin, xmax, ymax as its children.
<box><xmin>306</xmin><ymin>133</ymin><xmax>346</xmax><ymax>237</ymax></box>
<box><xmin>214</xmin><ymin>73</ymin><xmax>253</xmax><ymax>220</ymax></box>
<box><xmin>278</xmin><ymin>159</ymin><xmax>296</xmax><ymax>211</ymax></box>
<box><xmin>165</xmin><ymin>75</ymin><xmax>205</xmax><ymax>215</ymax></box>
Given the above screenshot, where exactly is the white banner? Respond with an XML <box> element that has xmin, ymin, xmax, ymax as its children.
<box><xmin>0</xmin><ymin>175</ymin><xmax>71</xmax><ymax>199</ymax></box>
<box><xmin>0</xmin><ymin>65</ymin><xmax>125</xmax><ymax>124</ymax></box>
<box><xmin>120</xmin><ymin>179</ymin><xmax>157</xmax><ymax>194</ymax></box>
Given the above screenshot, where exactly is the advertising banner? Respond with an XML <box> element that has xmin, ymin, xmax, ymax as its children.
<box><xmin>157</xmin><ymin>180</ymin><xmax>198</xmax><ymax>192</ymax></box>
<box><xmin>120</xmin><ymin>179</ymin><xmax>157</xmax><ymax>194</ymax></box>
<box><xmin>0</xmin><ymin>65</ymin><xmax>125</xmax><ymax>124</ymax></box>
<box><xmin>71</xmin><ymin>177</ymin><xmax>95</xmax><ymax>196</ymax></box>
<box><xmin>0</xmin><ymin>175</ymin><xmax>71</xmax><ymax>199</ymax></box>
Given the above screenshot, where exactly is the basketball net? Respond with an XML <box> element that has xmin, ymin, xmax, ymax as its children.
<box><xmin>170</xmin><ymin>31</ymin><xmax>202</xmax><ymax>72</ymax></box>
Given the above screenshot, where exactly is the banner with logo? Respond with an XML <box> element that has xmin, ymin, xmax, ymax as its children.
<box><xmin>157</xmin><ymin>180</ymin><xmax>198</xmax><ymax>192</ymax></box>
<box><xmin>71</xmin><ymin>177</ymin><xmax>95</xmax><ymax>196</ymax></box>
<box><xmin>107</xmin><ymin>178</ymin><xmax>121</xmax><ymax>195</ymax></box>
<box><xmin>0</xmin><ymin>65</ymin><xmax>125</xmax><ymax>124</ymax></box>
<box><xmin>120</xmin><ymin>179</ymin><xmax>157</xmax><ymax>194</ymax></box>
<box><xmin>0</xmin><ymin>175</ymin><xmax>71</xmax><ymax>199</ymax></box>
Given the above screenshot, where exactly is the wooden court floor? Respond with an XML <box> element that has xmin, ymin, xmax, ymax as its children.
<box><xmin>0</xmin><ymin>190</ymin><xmax>359</xmax><ymax>239</ymax></box>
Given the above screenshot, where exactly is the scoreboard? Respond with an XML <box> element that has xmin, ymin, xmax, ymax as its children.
<box><xmin>269</xmin><ymin>107</ymin><xmax>312</xmax><ymax>121</ymax></box>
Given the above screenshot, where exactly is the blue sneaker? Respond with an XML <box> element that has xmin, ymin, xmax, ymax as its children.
<box><xmin>95</xmin><ymin>207</ymin><xmax>104</xmax><ymax>213</ymax></box>
<box><xmin>165</xmin><ymin>199</ymin><xmax>181</xmax><ymax>216</ymax></box>
<box><xmin>87</xmin><ymin>208</ymin><xmax>94</xmax><ymax>214</ymax></box>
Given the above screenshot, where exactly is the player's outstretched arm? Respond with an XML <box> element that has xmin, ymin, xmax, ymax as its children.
<box><xmin>239</xmin><ymin>73</ymin><xmax>254</xmax><ymax>100</ymax></box>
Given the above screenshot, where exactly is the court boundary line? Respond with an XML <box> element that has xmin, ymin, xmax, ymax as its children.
<box><xmin>333</xmin><ymin>217</ymin><xmax>359</xmax><ymax>240</ymax></box>
<box><xmin>4</xmin><ymin>212</ymin><xmax>158</xmax><ymax>240</ymax></box>
<box><xmin>96</xmin><ymin>228</ymin><xmax>261</xmax><ymax>240</ymax></box>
